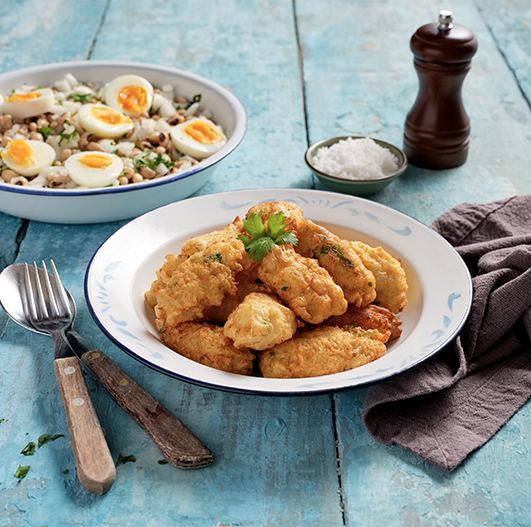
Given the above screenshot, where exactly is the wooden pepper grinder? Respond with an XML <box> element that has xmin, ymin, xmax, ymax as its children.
<box><xmin>403</xmin><ymin>11</ymin><xmax>478</xmax><ymax>169</ymax></box>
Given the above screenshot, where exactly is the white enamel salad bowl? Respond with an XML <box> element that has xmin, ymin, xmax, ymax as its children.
<box><xmin>0</xmin><ymin>60</ymin><xmax>247</xmax><ymax>224</ymax></box>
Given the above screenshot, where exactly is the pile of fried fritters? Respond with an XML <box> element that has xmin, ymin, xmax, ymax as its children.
<box><xmin>145</xmin><ymin>201</ymin><xmax>407</xmax><ymax>379</ymax></box>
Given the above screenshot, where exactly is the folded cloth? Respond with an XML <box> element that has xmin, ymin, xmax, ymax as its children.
<box><xmin>363</xmin><ymin>194</ymin><xmax>531</xmax><ymax>471</ymax></box>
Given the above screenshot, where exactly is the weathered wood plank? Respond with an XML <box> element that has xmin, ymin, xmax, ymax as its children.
<box><xmin>0</xmin><ymin>0</ymin><xmax>108</xmax><ymax>268</ymax></box>
<box><xmin>90</xmin><ymin>0</ymin><xmax>312</xmax><ymax>194</ymax></box>
<box><xmin>1</xmin><ymin>219</ymin><xmax>345</xmax><ymax>525</ymax></box>
<box><xmin>297</xmin><ymin>0</ymin><xmax>531</xmax><ymax>226</ymax></box>
<box><xmin>0</xmin><ymin>1</ymin><xmax>343</xmax><ymax>525</ymax></box>
<box><xmin>296</xmin><ymin>0</ymin><xmax>531</xmax><ymax>524</ymax></box>
<box><xmin>334</xmin><ymin>389</ymin><xmax>531</xmax><ymax>526</ymax></box>
<box><xmin>476</xmin><ymin>0</ymin><xmax>531</xmax><ymax>106</ymax></box>
<box><xmin>2</xmin><ymin>0</ymin><xmax>531</xmax><ymax>525</ymax></box>
<box><xmin>0</xmin><ymin>0</ymin><xmax>108</xmax><ymax>72</ymax></box>
<box><xmin>0</xmin><ymin>215</ymin><xmax>24</xmax><ymax>271</ymax></box>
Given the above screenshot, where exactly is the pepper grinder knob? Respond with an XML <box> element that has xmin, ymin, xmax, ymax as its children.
<box><xmin>403</xmin><ymin>11</ymin><xmax>478</xmax><ymax>169</ymax></box>
<box><xmin>438</xmin><ymin>10</ymin><xmax>453</xmax><ymax>30</ymax></box>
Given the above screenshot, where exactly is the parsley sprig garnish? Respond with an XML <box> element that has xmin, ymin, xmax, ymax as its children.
<box><xmin>58</xmin><ymin>121</ymin><xmax>79</xmax><ymax>145</ymax></box>
<box><xmin>67</xmin><ymin>93</ymin><xmax>94</xmax><ymax>103</ymax></box>
<box><xmin>238</xmin><ymin>210</ymin><xmax>298</xmax><ymax>263</ymax></box>
<box><xmin>176</xmin><ymin>93</ymin><xmax>202</xmax><ymax>110</ymax></box>
<box><xmin>38</xmin><ymin>126</ymin><xmax>52</xmax><ymax>140</ymax></box>
<box><xmin>132</xmin><ymin>152</ymin><xmax>174</xmax><ymax>172</ymax></box>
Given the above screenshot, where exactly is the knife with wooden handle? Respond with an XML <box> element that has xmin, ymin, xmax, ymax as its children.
<box><xmin>63</xmin><ymin>331</ymin><xmax>214</xmax><ymax>469</ymax></box>
<box><xmin>53</xmin><ymin>334</ymin><xmax>116</xmax><ymax>495</ymax></box>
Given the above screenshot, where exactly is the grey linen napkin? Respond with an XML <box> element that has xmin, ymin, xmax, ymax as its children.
<box><xmin>363</xmin><ymin>194</ymin><xmax>531</xmax><ymax>471</ymax></box>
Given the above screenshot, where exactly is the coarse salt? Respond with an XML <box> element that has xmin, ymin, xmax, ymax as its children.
<box><xmin>313</xmin><ymin>137</ymin><xmax>399</xmax><ymax>181</ymax></box>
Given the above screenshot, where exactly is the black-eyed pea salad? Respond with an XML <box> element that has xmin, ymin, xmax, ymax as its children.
<box><xmin>0</xmin><ymin>73</ymin><xmax>227</xmax><ymax>189</ymax></box>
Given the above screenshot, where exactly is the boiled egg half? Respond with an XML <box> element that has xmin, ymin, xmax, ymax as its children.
<box><xmin>0</xmin><ymin>88</ymin><xmax>55</xmax><ymax>119</ymax></box>
<box><xmin>1</xmin><ymin>138</ymin><xmax>56</xmax><ymax>177</ymax></box>
<box><xmin>64</xmin><ymin>151</ymin><xmax>124</xmax><ymax>188</ymax></box>
<box><xmin>170</xmin><ymin>117</ymin><xmax>227</xmax><ymax>160</ymax></box>
<box><xmin>104</xmin><ymin>75</ymin><xmax>154</xmax><ymax>117</ymax></box>
<box><xmin>77</xmin><ymin>103</ymin><xmax>134</xmax><ymax>139</ymax></box>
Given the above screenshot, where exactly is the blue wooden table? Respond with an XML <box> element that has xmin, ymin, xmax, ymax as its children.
<box><xmin>1</xmin><ymin>1</ymin><xmax>530</xmax><ymax>525</ymax></box>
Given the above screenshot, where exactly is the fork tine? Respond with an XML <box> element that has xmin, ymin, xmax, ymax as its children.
<box><xmin>21</xmin><ymin>259</ymin><xmax>75</xmax><ymax>340</ymax></box>
<box><xmin>33</xmin><ymin>261</ymin><xmax>51</xmax><ymax>320</ymax></box>
<box><xmin>40</xmin><ymin>260</ymin><xmax>63</xmax><ymax>319</ymax></box>
<box><xmin>50</xmin><ymin>260</ymin><xmax>72</xmax><ymax>319</ymax></box>
<box><xmin>23</xmin><ymin>262</ymin><xmax>39</xmax><ymax>323</ymax></box>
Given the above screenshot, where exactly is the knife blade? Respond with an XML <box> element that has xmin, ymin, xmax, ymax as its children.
<box><xmin>62</xmin><ymin>330</ymin><xmax>214</xmax><ymax>469</ymax></box>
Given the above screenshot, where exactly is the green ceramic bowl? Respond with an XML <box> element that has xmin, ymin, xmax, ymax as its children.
<box><xmin>305</xmin><ymin>136</ymin><xmax>408</xmax><ymax>196</ymax></box>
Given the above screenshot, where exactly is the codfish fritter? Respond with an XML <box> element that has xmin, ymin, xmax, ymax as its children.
<box><xmin>145</xmin><ymin>253</ymin><xmax>187</xmax><ymax>308</ymax></box>
<box><xmin>258</xmin><ymin>244</ymin><xmax>348</xmax><ymax>324</ymax></box>
<box><xmin>155</xmin><ymin>240</ymin><xmax>245</xmax><ymax>327</ymax></box>
<box><xmin>146</xmin><ymin>199</ymin><xmax>408</xmax><ymax>381</ymax></box>
<box><xmin>259</xmin><ymin>325</ymin><xmax>387</xmax><ymax>378</ymax></box>
<box><xmin>146</xmin><ymin>219</ymin><xmax>252</xmax><ymax>312</ymax></box>
<box><xmin>202</xmin><ymin>275</ymin><xmax>271</xmax><ymax>325</ymax></box>
<box><xmin>224</xmin><ymin>292</ymin><xmax>298</xmax><ymax>350</ymax></box>
<box><xmin>181</xmin><ymin>218</ymin><xmax>245</xmax><ymax>257</ymax></box>
<box><xmin>181</xmin><ymin>217</ymin><xmax>258</xmax><ymax>276</ymax></box>
<box><xmin>297</xmin><ymin>220</ymin><xmax>376</xmax><ymax>307</ymax></box>
<box><xmin>158</xmin><ymin>321</ymin><xmax>255</xmax><ymax>375</ymax></box>
<box><xmin>321</xmin><ymin>303</ymin><xmax>402</xmax><ymax>342</ymax></box>
<box><xmin>349</xmin><ymin>241</ymin><xmax>408</xmax><ymax>313</ymax></box>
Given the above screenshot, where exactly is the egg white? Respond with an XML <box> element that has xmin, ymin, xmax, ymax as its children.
<box><xmin>64</xmin><ymin>151</ymin><xmax>124</xmax><ymax>188</ymax></box>
<box><xmin>170</xmin><ymin>117</ymin><xmax>227</xmax><ymax>159</ymax></box>
<box><xmin>104</xmin><ymin>75</ymin><xmax>154</xmax><ymax>117</ymax></box>
<box><xmin>1</xmin><ymin>139</ymin><xmax>56</xmax><ymax>177</ymax></box>
<box><xmin>76</xmin><ymin>103</ymin><xmax>134</xmax><ymax>139</ymax></box>
<box><xmin>0</xmin><ymin>88</ymin><xmax>55</xmax><ymax>119</ymax></box>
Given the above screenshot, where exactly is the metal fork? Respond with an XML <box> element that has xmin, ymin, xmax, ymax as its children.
<box><xmin>23</xmin><ymin>261</ymin><xmax>116</xmax><ymax>495</ymax></box>
<box><xmin>24</xmin><ymin>261</ymin><xmax>73</xmax><ymax>342</ymax></box>
<box><xmin>23</xmin><ymin>261</ymin><xmax>214</xmax><ymax>471</ymax></box>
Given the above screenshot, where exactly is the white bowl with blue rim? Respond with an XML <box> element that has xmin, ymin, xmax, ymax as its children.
<box><xmin>85</xmin><ymin>188</ymin><xmax>472</xmax><ymax>396</ymax></box>
<box><xmin>0</xmin><ymin>61</ymin><xmax>247</xmax><ymax>224</ymax></box>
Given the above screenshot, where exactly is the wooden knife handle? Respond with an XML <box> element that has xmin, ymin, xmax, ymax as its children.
<box><xmin>54</xmin><ymin>356</ymin><xmax>116</xmax><ymax>495</ymax></box>
<box><xmin>80</xmin><ymin>349</ymin><xmax>214</xmax><ymax>469</ymax></box>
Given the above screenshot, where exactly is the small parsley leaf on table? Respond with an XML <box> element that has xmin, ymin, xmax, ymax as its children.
<box><xmin>38</xmin><ymin>433</ymin><xmax>64</xmax><ymax>448</ymax></box>
<box><xmin>118</xmin><ymin>454</ymin><xmax>136</xmax><ymax>464</ymax></box>
<box><xmin>21</xmin><ymin>442</ymin><xmax>36</xmax><ymax>456</ymax></box>
<box><xmin>15</xmin><ymin>465</ymin><xmax>30</xmax><ymax>479</ymax></box>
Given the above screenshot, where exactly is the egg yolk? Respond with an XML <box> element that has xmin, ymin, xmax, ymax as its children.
<box><xmin>1</xmin><ymin>139</ymin><xmax>35</xmax><ymax>166</ymax></box>
<box><xmin>79</xmin><ymin>154</ymin><xmax>114</xmax><ymax>169</ymax></box>
<box><xmin>117</xmin><ymin>85</ymin><xmax>148</xmax><ymax>113</ymax></box>
<box><xmin>91</xmin><ymin>106</ymin><xmax>132</xmax><ymax>125</ymax></box>
<box><xmin>5</xmin><ymin>92</ymin><xmax>42</xmax><ymax>103</ymax></box>
<box><xmin>183</xmin><ymin>121</ymin><xmax>223</xmax><ymax>144</ymax></box>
